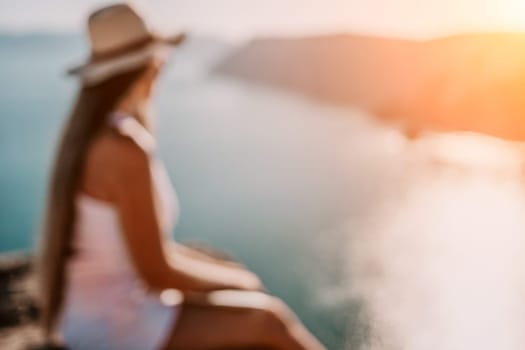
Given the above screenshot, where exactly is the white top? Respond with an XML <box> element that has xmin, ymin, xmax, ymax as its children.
<box><xmin>60</xmin><ymin>113</ymin><xmax>181</xmax><ymax>350</ymax></box>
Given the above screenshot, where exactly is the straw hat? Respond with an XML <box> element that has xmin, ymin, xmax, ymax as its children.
<box><xmin>67</xmin><ymin>2</ymin><xmax>185</xmax><ymax>86</ymax></box>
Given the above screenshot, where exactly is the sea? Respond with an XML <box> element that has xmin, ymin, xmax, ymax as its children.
<box><xmin>3</xmin><ymin>33</ymin><xmax>525</xmax><ymax>350</ymax></box>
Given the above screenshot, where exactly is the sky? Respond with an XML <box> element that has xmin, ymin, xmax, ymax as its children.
<box><xmin>1</xmin><ymin>0</ymin><xmax>525</xmax><ymax>41</ymax></box>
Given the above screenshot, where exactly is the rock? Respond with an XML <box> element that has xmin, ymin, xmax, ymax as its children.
<box><xmin>0</xmin><ymin>253</ymin><xmax>57</xmax><ymax>350</ymax></box>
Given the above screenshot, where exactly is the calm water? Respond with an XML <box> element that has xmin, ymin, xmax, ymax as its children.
<box><xmin>2</xmin><ymin>34</ymin><xmax>525</xmax><ymax>349</ymax></box>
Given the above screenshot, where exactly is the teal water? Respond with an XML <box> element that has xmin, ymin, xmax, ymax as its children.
<box><xmin>4</xmin><ymin>34</ymin><xmax>525</xmax><ymax>350</ymax></box>
<box><xmin>0</xmin><ymin>34</ymin><xmax>362</xmax><ymax>348</ymax></box>
<box><xmin>0</xmin><ymin>34</ymin><xmax>82</xmax><ymax>251</ymax></box>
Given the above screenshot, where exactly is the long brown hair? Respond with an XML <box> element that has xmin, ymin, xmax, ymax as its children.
<box><xmin>37</xmin><ymin>66</ymin><xmax>149</xmax><ymax>341</ymax></box>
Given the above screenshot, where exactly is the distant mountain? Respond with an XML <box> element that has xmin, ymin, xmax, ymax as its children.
<box><xmin>215</xmin><ymin>33</ymin><xmax>525</xmax><ymax>141</ymax></box>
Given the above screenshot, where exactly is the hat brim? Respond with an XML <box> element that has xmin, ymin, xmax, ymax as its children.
<box><xmin>162</xmin><ymin>32</ymin><xmax>186</xmax><ymax>46</ymax></box>
<box><xmin>67</xmin><ymin>31</ymin><xmax>186</xmax><ymax>78</ymax></box>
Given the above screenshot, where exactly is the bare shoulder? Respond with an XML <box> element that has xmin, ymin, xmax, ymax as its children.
<box><xmin>81</xmin><ymin>130</ymin><xmax>151</xmax><ymax>200</ymax></box>
<box><xmin>94</xmin><ymin>130</ymin><xmax>152</xmax><ymax>173</ymax></box>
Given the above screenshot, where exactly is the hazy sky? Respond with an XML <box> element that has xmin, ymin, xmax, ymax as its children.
<box><xmin>1</xmin><ymin>0</ymin><xmax>525</xmax><ymax>41</ymax></box>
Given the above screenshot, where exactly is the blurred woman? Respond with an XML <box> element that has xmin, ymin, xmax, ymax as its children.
<box><xmin>38</xmin><ymin>3</ymin><xmax>326</xmax><ymax>350</ymax></box>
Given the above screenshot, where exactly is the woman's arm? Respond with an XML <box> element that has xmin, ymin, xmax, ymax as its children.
<box><xmin>167</xmin><ymin>241</ymin><xmax>247</xmax><ymax>269</ymax></box>
<box><xmin>166</xmin><ymin>242</ymin><xmax>264</xmax><ymax>289</ymax></box>
<box><xmin>111</xmin><ymin>138</ymin><xmax>261</xmax><ymax>292</ymax></box>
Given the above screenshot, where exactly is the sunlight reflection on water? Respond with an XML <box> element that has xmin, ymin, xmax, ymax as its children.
<box><xmin>341</xmin><ymin>132</ymin><xmax>525</xmax><ymax>350</ymax></box>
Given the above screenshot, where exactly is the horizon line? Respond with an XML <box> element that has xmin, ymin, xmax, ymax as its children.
<box><xmin>3</xmin><ymin>27</ymin><xmax>525</xmax><ymax>43</ymax></box>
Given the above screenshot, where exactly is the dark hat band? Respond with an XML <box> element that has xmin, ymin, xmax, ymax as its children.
<box><xmin>90</xmin><ymin>35</ymin><xmax>157</xmax><ymax>63</ymax></box>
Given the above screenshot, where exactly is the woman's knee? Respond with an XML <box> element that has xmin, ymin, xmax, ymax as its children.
<box><xmin>254</xmin><ymin>295</ymin><xmax>297</xmax><ymax>334</ymax></box>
